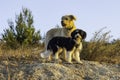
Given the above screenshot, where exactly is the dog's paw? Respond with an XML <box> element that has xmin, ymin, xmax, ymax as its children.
<box><xmin>77</xmin><ymin>61</ymin><xmax>83</xmax><ymax>64</ymax></box>
<box><xmin>67</xmin><ymin>61</ymin><xmax>73</xmax><ymax>64</ymax></box>
<box><xmin>53</xmin><ymin>59</ymin><xmax>62</xmax><ymax>63</ymax></box>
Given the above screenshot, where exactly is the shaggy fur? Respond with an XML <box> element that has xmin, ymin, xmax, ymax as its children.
<box><xmin>45</xmin><ymin>29</ymin><xmax>87</xmax><ymax>63</ymax></box>
<box><xmin>40</xmin><ymin>15</ymin><xmax>77</xmax><ymax>58</ymax></box>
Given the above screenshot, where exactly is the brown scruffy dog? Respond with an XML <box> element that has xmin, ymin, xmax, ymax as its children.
<box><xmin>40</xmin><ymin>15</ymin><xmax>77</xmax><ymax>59</ymax></box>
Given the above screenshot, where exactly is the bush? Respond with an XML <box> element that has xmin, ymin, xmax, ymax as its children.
<box><xmin>81</xmin><ymin>27</ymin><xmax>120</xmax><ymax>64</ymax></box>
<box><xmin>2</xmin><ymin>8</ymin><xmax>41</xmax><ymax>49</ymax></box>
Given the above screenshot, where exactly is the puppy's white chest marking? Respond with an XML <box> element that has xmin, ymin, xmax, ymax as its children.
<box><xmin>76</xmin><ymin>43</ymin><xmax>82</xmax><ymax>51</ymax></box>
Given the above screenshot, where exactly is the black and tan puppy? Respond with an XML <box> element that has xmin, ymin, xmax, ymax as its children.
<box><xmin>47</xmin><ymin>29</ymin><xmax>86</xmax><ymax>63</ymax></box>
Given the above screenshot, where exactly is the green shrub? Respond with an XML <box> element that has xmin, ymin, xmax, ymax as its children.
<box><xmin>2</xmin><ymin>8</ymin><xmax>41</xmax><ymax>49</ymax></box>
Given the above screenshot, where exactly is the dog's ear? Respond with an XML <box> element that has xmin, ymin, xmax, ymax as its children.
<box><xmin>78</xmin><ymin>30</ymin><xmax>87</xmax><ymax>39</ymax></box>
<box><xmin>71</xmin><ymin>29</ymin><xmax>77</xmax><ymax>38</ymax></box>
<box><xmin>69</xmin><ymin>15</ymin><xmax>76</xmax><ymax>21</ymax></box>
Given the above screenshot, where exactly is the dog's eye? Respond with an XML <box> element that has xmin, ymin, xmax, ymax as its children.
<box><xmin>62</xmin><ymin>17</ymin><xmax>69</xmax><ymax>21</ymax></box>
<box><xmin>65</xmin><ymin>18</ymin><xmax>69</xmax><ymax>20</ymax></box>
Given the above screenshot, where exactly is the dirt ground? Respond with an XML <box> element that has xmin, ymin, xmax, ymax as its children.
<box><xmin>0</xmin><ymin>60</ymin><xmax>120</xmax><ymax>80</ymax></box>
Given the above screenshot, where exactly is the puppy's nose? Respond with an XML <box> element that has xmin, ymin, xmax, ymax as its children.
<box><xmin>76</xmin><ymin>35</ymin><xmax>79</xmax><ymax>38</ymax></box>
<box><xmin>61</xmin><ymin>21</ymin><xmax>63</xmax><ymax>25</ymax></box>
<box><xmin>61</xmin><ymin>21</ymin><xmax>66</xmax><ymax>26</ymax></box>
<box><xmin>61</xmin><ymin>21</ymin><xmax>63</xmax><ymax>24</ymax></box>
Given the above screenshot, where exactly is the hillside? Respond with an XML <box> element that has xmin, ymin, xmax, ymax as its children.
<box><xmin>0</xmin><ymin>60</ymin><xmax>120</xmax><ymax>80</ymax></box>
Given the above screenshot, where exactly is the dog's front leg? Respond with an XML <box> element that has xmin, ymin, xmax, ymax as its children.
<box><xmin>74</xmin><ymin>51</ymin><xmax>82</xmax><ymax>64</ymax></box>
<box><xmin>74</xmin><ymin>43</ymin><xmax>83</xmax><ymax>64</ymax></box>
<box><xmin>74</xmin><ymin>47</ymin><xmax>83</xmax><ymax>64</ymax></box>
<box><xmin>66</xmin><ymin>51</ymin><xmax>73</xmax><ymax>63</ymax></box>
<box><xmin>66</xmin><ymin>47</ymin><xmax>76</xmax><ymax>63</ymax></box>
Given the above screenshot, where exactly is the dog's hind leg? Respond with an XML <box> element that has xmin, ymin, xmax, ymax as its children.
<box><xmin>52</xmin><ymin>48</ymin><xmax>63</xmax><ymax>63</ymax></box>
<box><xmin>54</xmin><ymin>48</ymin><xmax>63</xmax><ymax>59</ymax></box>
<box><xmin>62</xmin><ymin>48</ymin><xmax>67</xmax><ymax>61</ymax></box>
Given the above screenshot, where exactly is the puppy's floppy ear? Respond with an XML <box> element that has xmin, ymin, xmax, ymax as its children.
<box><xmin>69</xmin><ymin>15</ymin><xmax>76</xmax><ymax>21</ymax></box>
<box><xmin>78</xmin><ymin>29</ymin><xmax>87</xmax><ymax>39</ymax></box>
<box><xmin>71</xmin><ymin>29</ymin><xmax>77</xmax><ymax>38</ymax></box>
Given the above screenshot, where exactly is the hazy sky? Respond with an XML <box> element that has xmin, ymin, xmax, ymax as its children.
<box><xmin>0</xmin><ymin>0</ymin><xmax>120</xmax><ymax>41</ymax></box>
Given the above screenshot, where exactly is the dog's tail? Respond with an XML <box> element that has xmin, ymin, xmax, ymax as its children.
<box><xmin>40</xmin><ymin>50</ymin><xmax>51</xmax><ymax>58</ymax></box>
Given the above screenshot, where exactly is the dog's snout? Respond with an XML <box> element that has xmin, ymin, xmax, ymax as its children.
<box><xmin>76</xmin><ymin>35</ymin><xmax>79</xmax><ymax>38</ymax></box>
<box><xmin>61</xmin><ymin>21</ymin><xmax>66</xmax><ymax>26</ymax></box>
<box><xmin>61</xmin><ymin>21</ymin><xmax>63</xmax><ymax>24</ymax></box>
<box><xmin>61</xmin><ymin>21</ymin><xmax>63</xmax><ymax>25</ymax></box>
<box><xmin>75</xmin><ymin>34</ymin><xmax>81</xmax><ymax>39</ymax></box>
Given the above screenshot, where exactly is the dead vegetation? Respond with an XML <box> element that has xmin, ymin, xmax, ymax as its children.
<box><xmin>81</xmin><ymin>27</ymin><xmax>120</xmax><ymax>64</ymax></box>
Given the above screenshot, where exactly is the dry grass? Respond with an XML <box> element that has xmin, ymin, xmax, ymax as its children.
<box><xmin>81</xmin><ymin>27</ymin><xmax>120</xmax><ymax>64</ymax></box>
<box><xmin>0</xmin><ymin>40</ymin><xmax>120</xmax><ymax>64</ymax></box>
<box><xmin>0</xmin><ymin>42</ymin><xmax>44</xmax><ymax>61</ymax></box>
